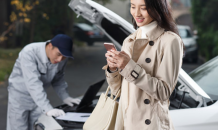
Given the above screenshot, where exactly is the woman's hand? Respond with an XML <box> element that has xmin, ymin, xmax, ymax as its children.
<box><xmin>105</xmin><ymin>51</ymin><xmax>117</xmax><ymax>71</ymax></box>
<box><xmin>105</xmin><ymin>50</ymin><xmax>130</xmax><ymax>70</ymax></box>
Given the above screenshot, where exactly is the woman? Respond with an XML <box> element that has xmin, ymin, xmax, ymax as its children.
<box><xmin>104</xmin><ymin>0</ymin><xmax>183</xmax><ymax>129</ymax></box>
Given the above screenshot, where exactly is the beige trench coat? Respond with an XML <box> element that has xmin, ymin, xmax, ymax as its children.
<box><xmin>103</xmin><ymin>25</ymin><xmax>183</xmax><ymax>130</ymax></box>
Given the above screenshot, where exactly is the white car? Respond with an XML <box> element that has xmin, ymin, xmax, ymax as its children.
<box><xmin>177</xmin><ymin>25</ymin><xmax>198</xmax><ymax>63</ymax></box>
<box><xmin>35</xmin><ymin>0</ymin><xmax>218</xmax><ymax>130</ymax></box>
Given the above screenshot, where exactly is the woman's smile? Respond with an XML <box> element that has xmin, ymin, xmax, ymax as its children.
<box><xmin>130</xmin><ymin>0</ymin><xmax>153</xmax><ymax>26</ymax></box>
<box><xmin>135</xmin><ymin>18</ymin><xmax>145</xmax><ymax>23</ymax></box>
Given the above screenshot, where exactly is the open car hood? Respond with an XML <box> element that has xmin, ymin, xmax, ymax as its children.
<box><xmin>68</xmin><ymin>0</ymin><xmax>134</xmax><ymax>49</ymax></box>
<box><xmin>68</xmin><ymin>0</ymin><xmax>211</xmax><ymax>100</ymax></box>
<box><xmin>179</xmin><ymin>69</ymin><xmax>210</xmax><ymax>99</ymax></box>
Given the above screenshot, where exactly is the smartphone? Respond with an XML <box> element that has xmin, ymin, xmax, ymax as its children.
<box><xmin>104</xmin><ymin>42</ymin><xmax>117</xmax><ymax>51</ymax></box>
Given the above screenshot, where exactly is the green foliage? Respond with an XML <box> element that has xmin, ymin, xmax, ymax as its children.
<box><xmin>0</xmin><ymin>60</ymin><xmax>14</xmax><ymax>81</ymax></box>
<box><xmin>191</xmin><ymin>0</ymin><xmax>218</xmax><ymax>60</ymax></box>
<box><xmin>0</xmin><ymin>48</ymin><xmax>21</xmax><ymax>81</ymax></box>
<box><xmin>24</xmin><ymin>0</ymin><xmax>74</xmax><ymax>44</ymax></box>
<box><xmin>0</xmin><ymin>48</ymin><xmax>21</xmax><ymax>60</ymax></box>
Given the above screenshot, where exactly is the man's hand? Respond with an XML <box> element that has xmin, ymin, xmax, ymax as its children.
<box><xmin>46</xmin><ymin>108</ymin><xmax>65</xmax><ymax>117</ymax></box>
<box><xmin>63</xmin><ymin>97</ymin><xmax>81</xmax><ymax>107</ymax></box>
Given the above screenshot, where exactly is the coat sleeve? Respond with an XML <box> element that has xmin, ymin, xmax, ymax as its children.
<box><xmin>51</xmin><ymin>59</ymin><xmax>70</xmax><ymax>101</ymax></box>
<box><xmin>103</xmin><ymin>65</ymin><xmax>122</xmax><ymax>96</ymax></box>
<box><xmin>120</xmin><ymin>35</ymin><xmax>183</xmax><ymax>101</ymax></box>
<box><xmin>20</xmin><ymin>51</ymin><xmax>53</xmax><ymax>113</ymax></box>
<box><xmin>102</xmin><ymin>37</ymin><xmax>131</xmax><ymax>96</ymax></box>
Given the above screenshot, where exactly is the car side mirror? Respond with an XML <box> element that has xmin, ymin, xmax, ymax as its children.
<box><xmin>193</xmin><ymin>30</ymin><xmax>198</xmax><ymax>40</ymax></box>
<box><xmin>193</xmin><ymin>30</ymin><xmax>198</xmax><ymax>35</ymax></box>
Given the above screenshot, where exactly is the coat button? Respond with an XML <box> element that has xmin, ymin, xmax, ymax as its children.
<box><xmin>145</xmin><ymin>119</ymin><xmax>151</xmax><ymax>125</ymax></box>
<box><xmin>145</xmin><ymin>58</ymin><xmax>151</xmax><ymax>63</ymax></box>
<box><xmin>149</xmin><ymin>41</ymin><xmax>154</xmax><ymax>46</ymax></box>
<box><xmin>144</xmin><ymin>99</ymin><xmax>150</xmax><ymax>104</ymax></box>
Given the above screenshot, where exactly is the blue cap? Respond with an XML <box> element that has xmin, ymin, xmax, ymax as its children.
<box><xmin>51</xmin><ymin>34</ymin><xmax>74</xmax><ymax>59</ymax></box>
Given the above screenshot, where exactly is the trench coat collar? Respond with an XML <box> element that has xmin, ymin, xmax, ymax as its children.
<box><xmin>128</xmin><ymin>24</ymin><xmax>165</xmax><ymax>42</ymax></box>
<box><xmin>39</xmin><ymin>42</ymin><xmax>50</xmax><ymax>64</ymax></box>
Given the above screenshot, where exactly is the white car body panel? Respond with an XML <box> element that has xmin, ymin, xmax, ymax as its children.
<box><xmin>177</xmin><ymin>25</ymin><xmax>198</xmax><ymax>57</ymax></box>
<box><xmin>169</xmin><ymin>101</ymin><xmax>218</xmax><ymax>130</ymax></box>
<box><xmin>179</xmin><ymin>69</ymin><xmax>210</xmax><ymax>99</ymax></box>
<box><xmin>182</xmin><ymin>38</ymin><xmax>196</xmax><ymax>47</ymax></box>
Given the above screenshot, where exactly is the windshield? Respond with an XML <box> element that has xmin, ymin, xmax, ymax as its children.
<box><xmin>189</xmin><ymin>57</ymin><xmax>218</xmax><ymax>100</ymax></box>
<box><xmin>178</xmin><ymin>28</ymin><xmax>192</xmax><ymax>38</ymax></box>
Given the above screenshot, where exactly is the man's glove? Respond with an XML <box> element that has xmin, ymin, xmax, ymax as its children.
<box><xmin>46</xmin><ymin>108</ymin><xmax>65</xmax><ymax>117</ymax></box>
<box><xmin>63</xmin><ymin>97</ymin><xmax>81</xmax><ymax>107</ymax></box>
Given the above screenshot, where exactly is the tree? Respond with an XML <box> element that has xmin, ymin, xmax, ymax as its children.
<box><xmin>0</xmin><ymin>0</ymin><xmax>41</xmax><ymax>47</ymax></box>
<box><xmin>0</xmin><ymin>0</ymin><xmax>125</xmax><ymax>48</ymax></box>
<box><xmin>191</xmin><ymin>0</ymin><xmax>218</xmax><ymax>60</ymax></box>
<box><xmin>0</xmin><ymin>0</ymin><xmax>76</xmax><ymax>47</ymax></box>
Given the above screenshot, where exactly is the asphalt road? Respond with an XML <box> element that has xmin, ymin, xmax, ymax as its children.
<box><xmin>0</xmin><ymin>42</ymin><xmax>204</xmax><ymax>129</ymax></box>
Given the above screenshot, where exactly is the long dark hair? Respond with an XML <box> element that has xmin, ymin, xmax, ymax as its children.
<box><xmin>132</xmin><ymin>0</ymin><xmax>179</xmax><ymax>36</ymax></box>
